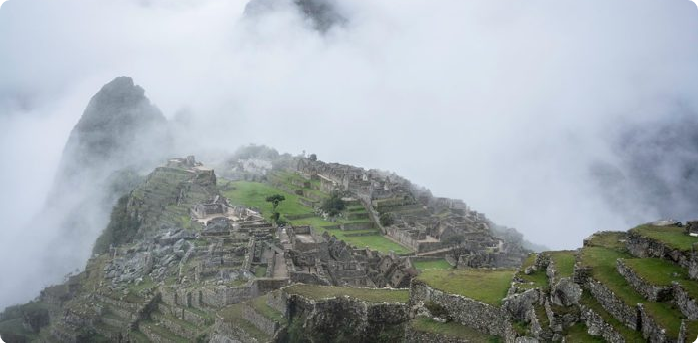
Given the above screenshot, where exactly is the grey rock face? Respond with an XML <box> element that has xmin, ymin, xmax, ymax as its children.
<box><xmin>550</xmin><ymin>277</ymin><xmax>582</xmax><ymax>306</ymax></box>
<box><xmin>57</xmin><ymin>76</ymin><xmax>169</xmax><ymax>182</ymax></box>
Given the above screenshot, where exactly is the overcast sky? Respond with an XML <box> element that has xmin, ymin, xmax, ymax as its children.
<box><xmin>1</xmin><ymin>0</ymin><xmax>698</xmax><ymax>306</ymax></box>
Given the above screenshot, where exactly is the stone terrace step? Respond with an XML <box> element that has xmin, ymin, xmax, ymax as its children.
<box><xmin>579</xmin><ymin>290</ymin><xmax>645</xmax><ymax>343</ymax></box>
<box><xmin>406</xmin><ymin>317</ymin><xmax>498</xmax><ymax>342</ymax></box>
<box><xmin>579</xmin><ymin>237</ymin><xmax>685</xmax><ymax>341</ymax></box>
<box><xmin>158</xmin><ymin>303</ymin><xmax>214</xmax><ymax>327</ymax></box>
<box><xmin>617</xmin><ymin>257</ymin><xmax>698</xmax><ymax>320</ymax></box>
<box><xmin>626</xmin><ymin>224</ymin><xmax>698</xmax><ymax>275</ymax></box>
<box><xmin>126</xmin><ymin>329</ymin><xmax>150</xmax><ymax>343</ymax></box>
<box><xmin>150</xmin><ymin>311</ymin><xmax>200</xmax><ymax>341</ymax></box>
<box><xmin>216</xmin><ymin>303</ymin><xmax>271</xmax><ymax>343</ymax></box>
<box><xmin>138</xmin><ymin>319</ymin><xmax>191</xmax><ymax>343</ymax></box>
<box><xmin>240</xmin><ymin>301</ymin><xmax>282</xmax><ymax>337</ymax></box>
<box><xmin>93</xmin><ymin>320</ymin><xmax>124</xmax><ymax>342</ymax></box>
<box><xmin>101</xmin><ymin>310</ymin><xmax>130</xmax><ymax>329</ymax></box>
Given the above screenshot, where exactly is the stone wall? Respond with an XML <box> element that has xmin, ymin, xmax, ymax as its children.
<box><xmin>341</xmin><ymin>222</ymin><xmax>374</xmax><ymax>231</ymax></box>
<box><xmin>404</xmin><ymin>325</ymin><xmax>466</xmax><ymax>343</ymax></box>
<box><xmin>254</xmin><ymin>278</ymin><xmax>290</xmax><ymax>296</ymax></box>
<box><xmin>616</xmin><ymin>259</ymin><xmax>673</xmax><ymax>302</ymax></box>
<box><xmin>150</xmin><ymin>312</ymin><xmax>197</xmax><ymax>340</ymax></box>
<box><xmin>266</xmin><ymin>291</ymin><xmax>288</xmax><ymax>316</ymax></box>
<box><xmin>410</xmin><ymin>281</ymin><xmax>511</xmax><ymax>337</ymax></box>
<box><xmin>579</xmin><ymin>304</ymin><xmax>625</xmax><ymax>343</ymax></box>
<box><xmin>502</xmin><ymin>288</ymin><xmax>540</xmax><ymax>321</ymax></box>
<box><xmin>284</xmin><ymin>292</ymin><xmax>409</xmax><ymax>342</ymax></box>
<box><xmin>674</xmin><ymin>283</ymin><xmax>698</xmax><ymax>320</ymax></box>
<box><xmin>626</xmin><ymin>232</ymin><xmax>695</xmax><ymax>272</ymax></box>
<box><xmin>638</xmin><ymin>304</ymin><xmax>671</xmax><ymax>342</ymax></box>
<box><xmin>210</xmin><ymin>314</ymin><xmax>263</xmax><ymax>343</ymax></box>
<box><xmin>200</xmin><ymin>285</ymin><xmax>254</xmax><ymax>307</ymax></box>
<box><xmin>585</xmin><ymin>278</ymin><xmax>639</xmax><ymax>330</ymax></box>
<box><xmin>242</xmin><ymin>304</ymin><xmax>280</xmax><ymax>337</ymax></box>
<box><xmin>385</xmin><ymin>226</ymin><xmax>419</xmax><ymax>251</ymax></box>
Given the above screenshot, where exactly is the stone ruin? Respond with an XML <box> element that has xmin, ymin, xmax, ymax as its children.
<box><xmin>279</xmin><ymin>225</ymin><xmax>415</xmax><ymax>288</ymax></box>
<box><xmin>295</xmin><ymin>157</ymin><xmax>529</xmax><ymax>268</ymax></box>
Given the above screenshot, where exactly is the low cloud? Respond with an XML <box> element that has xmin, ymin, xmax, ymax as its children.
<box><xmin>1</xmin><ymin>0</ymin><xmax>697</xmax><ymax>307</ymax></box>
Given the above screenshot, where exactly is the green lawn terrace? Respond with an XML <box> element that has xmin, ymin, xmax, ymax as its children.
<box><xmin>411</xmin><ymin>258</ymin><xmax>453</xmax><ymax>271</ymax></box>
<box><xmin>513</xmin><ymin>253</ymin><xmax>548</xmax><ymax>291</ymax></box>
<box><xmin>408</xmin><ymin>317</ymin><xmax>502</xmax><ymax>342</ymax></box>
<box><xmin>629</xmin><ymin>223</ymin><xmax>698</xmax><ymax>253</ymax></box>
<box><xmin>217</xmin><ymin>174</ymin><xmax>412</xmax><ymax>255</ymax></box>
<box><xmin>579</xmin><ymin>231</ymin><xmax>688</xmax><ymax>341</ymax></box>
<box><xmin>512</xmin><ymin>250</ymin><xmax>574</xmax><ymax>291</ymax></box>
<box><xmin>621</xmin><ymin>257</ymin><xmax>698</xmax><ymax>301</ymax></box>
<box><xmin>561</xmin><ymin>321</ymin><xmax>605</xmax><ymax>343</ymax></box>
<box><xmin>548</xmin><ymin>250</ymin><xmax>576</xmax><ymax>280</ymax></box>
<box><xmin>415</xmin><ymin>269</ymin><xmax>515</xmax><ymax>306</ymax></box>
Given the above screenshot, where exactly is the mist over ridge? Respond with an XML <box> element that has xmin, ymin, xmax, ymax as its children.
<box><xmin>1</xmin><ymin>0</ymin><xmax>698</xmax><ymax>309</ymax></box>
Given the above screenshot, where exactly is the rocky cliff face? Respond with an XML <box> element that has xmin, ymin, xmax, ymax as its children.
<box><xmin>54</xmin><ymin>77</ymin><xmax>168</xmax><ymax>185</ymax></box>
<box><xmin>3</xmin><ymin>77</ymin><xmax>170</xmax><ymax>314</ymax></box>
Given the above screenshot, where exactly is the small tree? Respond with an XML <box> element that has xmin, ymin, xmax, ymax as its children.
<box><xmin>379</xmin><ymin>212</ymin><xmax>395</xmax><ymax>227</ymax></box>
<box><xmin>444</xmin><ymin>235</ymin><xmax>468</xmax><ymax>266</ymax></box>
<box><xmin>320</xmin><ymin>191</ymin><xmax>346</xmax><ymax>217</ymax></box>
<box><xmin>265</xmin><ymin>194</ymin><xmax>286</xmax><ymax>212</ymax></box>
<box><xmin>266</xmin><ymin>194</ymin><xmax>285</xmax><ymax>224</ymax></box>
<box><xmin>309</xmin><ymin>153</ymin><xmax>317</xmax><ymax>161</ymax></box>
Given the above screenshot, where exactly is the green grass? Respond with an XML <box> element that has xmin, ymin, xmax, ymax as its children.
<box><xmin>623</xmin><ymin>258</ymin><xmax>698</xmax><ymax>300</ymax></box>
<box><xmin>250</xmin><ymin>295</ymin><xmax>286</xmax><ymax>324</ymax></box>
<box><xmin>517</xmin><ymin>269</ymin><xmax>548</xmax><ymax>289</ymax></box>
<box><xmin>684</xmin><ymin>320</ymin><xmax>698</xmax><ymax>343</ymax></box>
<box><xmin>140</xmin><ymin>319</ymin><xmax>190</xmax><ymax>343</ymax></box>
<box><xmin>220</xmin><ymin>180</ymin><xmax>312</xmax><ymax>220</ymax></box>
<box><xmin>217</xmin><ymin>303</ymin><xmax>271</xmax><ymax>342</ymax></box>
<box><xmin>643</xmin><ymin>302</ymin><xmax>682</xmax><ymax>339</ymax></box>
<box><xmin>563</xmin><ymin>322</ymin><xmax>605</xmax><ymax>343</ymax></box>
<box><xmin>580</xmin><ymin>245</ymin><xmax>684</xmax><ymax>340</ymax></box>
<box><xmin>413</xmin><ymin>259</ymin><xmax>452</xmax><ymax>271</ymax></box>
<box><xmin>515</xmin><ymin>254</ymin><xmax>548</xmax><ymax>289</ymax></box>
<box><xmin>549</xmin><ymin>251</ymin><xmax>576</xmax><ymax>279</ymax></box>
<box><xmin>254</xmin><ymin>266</ymin><xmax>268</xmax><ymax>278</ymax></box>
<box><xmin>128</xmin><ymin>329</ymin><xmax>150</xmax><ymax>343</ymax></box>
<box><xmin>534</xmin><ymin>303</ymin><xmax>549</xmax><ymax>329</ymax></box>
<box><xmin>416</xmin><ymin>269</ymin><xmax>514</xmax><ymax>306</ymax></box>
<box><xmin>521</xmin><ymin>253</ymin><xmax>536</xmax><ymax>269</ymax></box>
<box><xmin>0</xmin><ymin>318</ymin><xmax>36</xmax><ymax>338</ymax></box>
<box><xmin>410</xmin><ymin>317</ymin><xmax>500</xmax><ymax>342</ymax></box>
<box><xmin>579</xmin><ymin>291</ymin><xmax>645</xmax><ymax>343</ymax></box>
<box><xmin>630</xmin><ymin>224</ymin><xmax>698</xmax><ymax>252</ymax></box>
<box><xmin>284</xmin><ymin>284</ymin><xmax>409</xmax><ymax>303</ymax></box>
<box><xmin>339</xmin><ymin>235</ymin><xmax>412</xmax><ymax>254</ymax></box>
<box><xmin>220</xmin><ymin>179</ymin><xmax>412</xmax><ymax>254</ymax></box>
<box><xmin>585</xmin><ymin>231</ymin><xmax>627</xmax><ymax>250</ymax></box>
<box><xmin>579</xmin><ymin>246</ymin><xmax>644</xmax><ymax>305</ymax></box>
